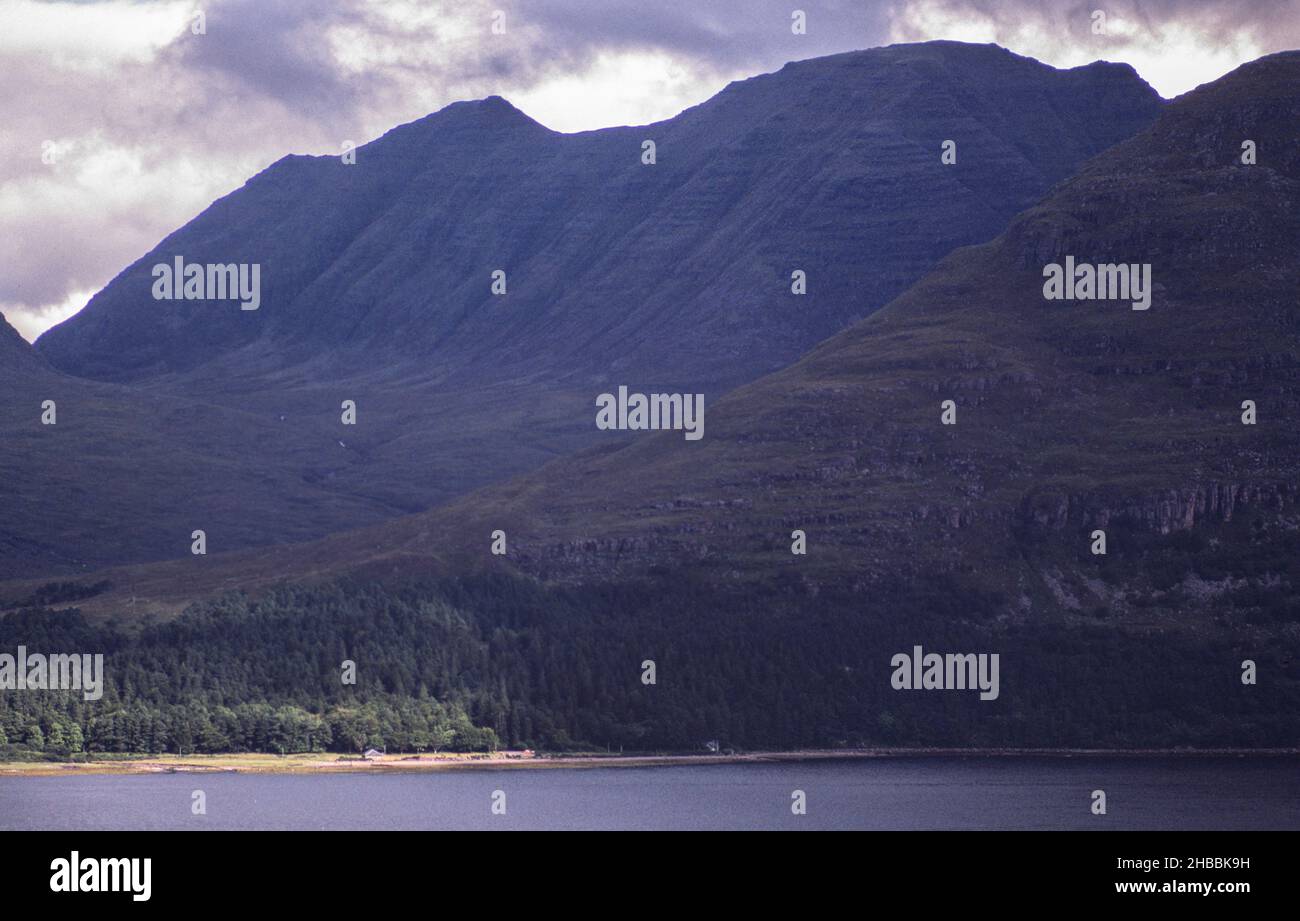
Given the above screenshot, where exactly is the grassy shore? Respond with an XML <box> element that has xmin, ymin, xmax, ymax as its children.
<box><xmin>2</xmin><ymin>748</ymin><xmax>1298</xmax><ymax>777</ymax></box>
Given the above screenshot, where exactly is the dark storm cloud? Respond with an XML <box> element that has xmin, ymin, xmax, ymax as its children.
<box><xmin>161</xmin><ymin>0</ymin><xmax>375</xmax><ymax>121</ymax></box>
<box><xmin>517</xmin><ymin>0</ymin><xmax>894</xmax><ymax>70</ymax></box>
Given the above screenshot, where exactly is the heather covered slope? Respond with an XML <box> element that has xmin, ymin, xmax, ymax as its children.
<box><xmin>3</xmin><ymin>43</ymin><xmax>1163</xmax><ymax>578</ymax></box>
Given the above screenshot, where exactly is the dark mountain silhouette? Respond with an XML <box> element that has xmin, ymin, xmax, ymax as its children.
<box><xmin>44</xmin><ymin>49</ymin><xmax>1299</xmax><ymax>628</ymax></box>
<box><xmin>4</xmin><ymin>43</ymin><xmax>1164</xmax><ymax>579</ymax></box>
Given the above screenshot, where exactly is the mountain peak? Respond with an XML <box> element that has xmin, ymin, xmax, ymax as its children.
<box><xmin>423</xmin><ymin>93</ymin><xmax>545</xmax><ymax>130</ymax></box>
<box><xmin>356</xmin><ymin>93</ymin><xmax>549</xmax><ymax>154</ymax></box>
<box><xmin>1080</xmin><ymin>46</ymin><xmax>1300</xmax><ymax>180</ymax></box>
<box><xmin>719</xmin><ymin>39</ymin><xmax>1159</xmax><ymax>122</ymax></box>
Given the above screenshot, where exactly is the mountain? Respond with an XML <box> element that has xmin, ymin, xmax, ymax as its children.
<box><xmin>4</xmin><ymin>51</ymin><xmax>1297</xmax><ymax>753</ymax></box>
<box><xmin>38</xmin><ymin>42</ymin><xmax>1161</xmax><ymax>387</ymax></box>
<box><xmin>8</xmin><ymin>42</ymin><xmax>1163</xmax><ymax>577</ymax></box>
<box><xmin>43</xmin><ymin>50</ymin><xmax>1300</xmax><ymax>624</ymax></box>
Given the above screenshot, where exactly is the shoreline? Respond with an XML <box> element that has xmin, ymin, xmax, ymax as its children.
<box><xmin>2</xmin><ymin>747</ymin><xmax>1298</xmax><ymax>777</ymax></box>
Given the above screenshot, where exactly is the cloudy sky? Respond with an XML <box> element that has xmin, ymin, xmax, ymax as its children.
<box><xmin>2</xmin><ymin>0</ymin><xmax>1297</xmax><ymax>342</ymax></box>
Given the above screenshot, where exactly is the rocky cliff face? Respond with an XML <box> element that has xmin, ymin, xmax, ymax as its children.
<box><xmin>1020</xmin><ymin>483</ymin><xmax>1296</xmax><ymax>533</ymax></box>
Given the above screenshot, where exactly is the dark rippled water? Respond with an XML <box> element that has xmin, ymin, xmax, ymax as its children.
<box><xmin>3</xmin><ymin>756</ymin><xmax>1297</xmax><ymax>830</ymax></box>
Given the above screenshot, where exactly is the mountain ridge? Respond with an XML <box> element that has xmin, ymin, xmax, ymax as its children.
<box><xmin>37</xmin><ymin>41</ymin><xmax>1162</xmax><ymax>382</ymax></box>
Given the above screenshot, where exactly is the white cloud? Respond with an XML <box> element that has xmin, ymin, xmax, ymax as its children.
<box><xmin>887</xmin><ymin>0</ymin><xmax>1281</xmax><ymax>98</ymax></box>
<box><xmin>3</xmin><ymin>288</ymin><xmax>94</xmax><ymax>342</ymax></box>
<box><xmin>512</xmin><ymin>50</ymin><xmax>735</xmax><ymax>132</ymax></box>
<box><xmin>0</xmin><ymin>0</ymin><xmax>192</xmax><ymax>65</ymax></box>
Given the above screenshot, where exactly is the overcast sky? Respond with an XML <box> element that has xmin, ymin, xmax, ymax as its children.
<box><xmin>2</xmin><ymin>0</ymin><xmax>1297</xmax><ymax>342</ymax></box>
